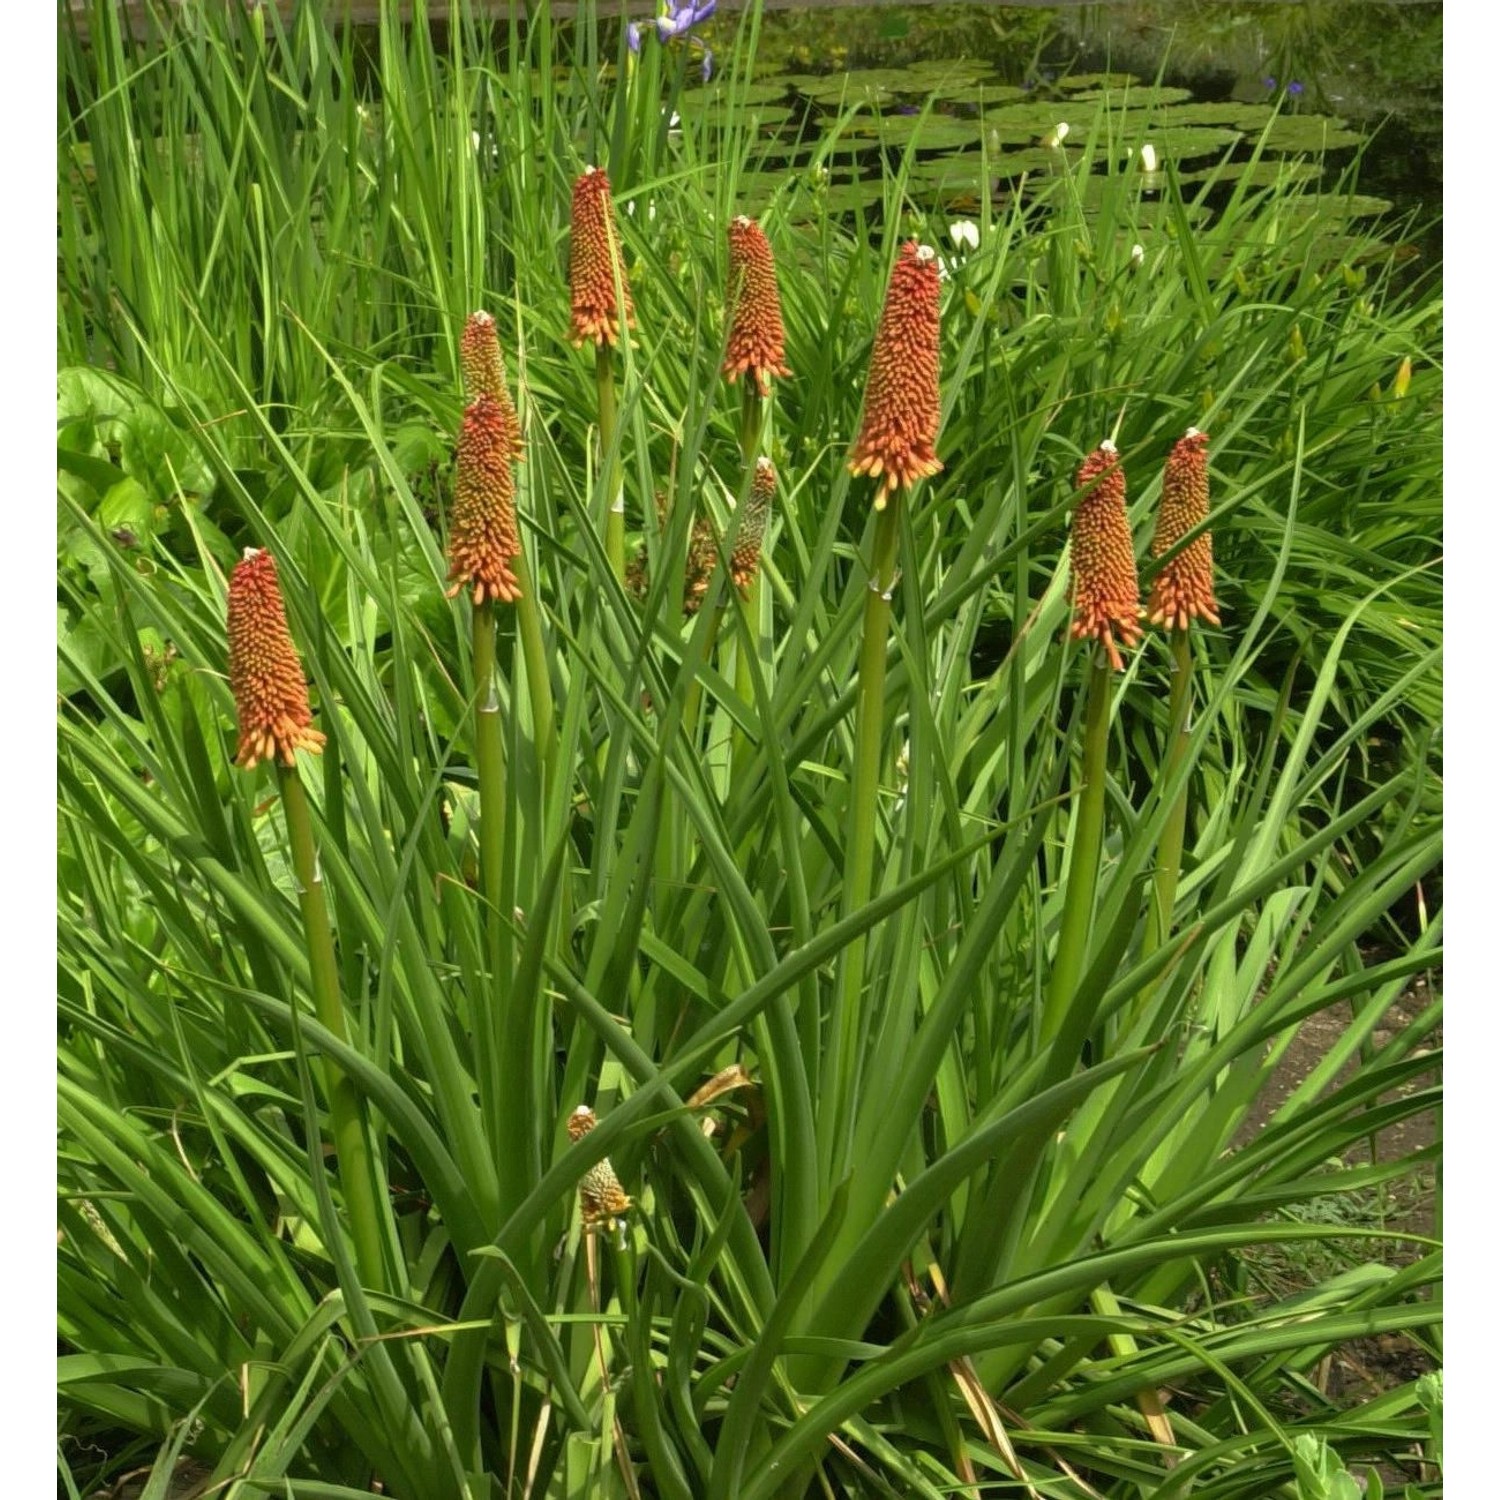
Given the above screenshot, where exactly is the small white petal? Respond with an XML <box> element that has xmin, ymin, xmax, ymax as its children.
<box><xmin>1138</xmin><ymin>142</ymin><xmax>1158</xmax><ymax>172</ymax></box>
<box><xmin>949</xmin><ymin>219</ymin><xmax>980</xmax><ymax>251</ymax></box>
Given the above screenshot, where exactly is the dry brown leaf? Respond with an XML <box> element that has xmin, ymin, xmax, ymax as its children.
<box><xmin>685</xmin><ymin>1063</ymin><xmax>757</xmax><ymax>1111</ymax></box>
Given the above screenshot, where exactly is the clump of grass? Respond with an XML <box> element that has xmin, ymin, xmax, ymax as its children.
<box><xmin>59</xmin><ymin>3</ymin><xmax>1441</xmax><ymax>1496</ymax></box>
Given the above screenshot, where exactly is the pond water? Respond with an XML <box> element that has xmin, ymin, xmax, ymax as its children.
<box><xmin>675</xmin><ymin>1</ymin><xmax>1441</xmax><ymax>266</ymax></box>
<box><xmin>80</xmin><ymin>2</ymin><xmax>1440</xmax><ymax>264</ymax></box>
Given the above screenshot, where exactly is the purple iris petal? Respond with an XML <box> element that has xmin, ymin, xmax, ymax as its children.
<box><xmin>1263</xmin><ymin>76</ymin><xmax>1277</xmax><ymax>89</ymax></box>
<box><xmin>1287</xmin><ymin>80</ymin><xmax>1304</xmax><ymax>95</ymax></box>
<box><xmin>700</xmin><ymin>46</ymin><xmax>713</xmax><ymax>82</ymax></box>
<box><xmin>688</xmin><ymin>0</ymin><xmax>716</xmax><ymax>24</ymax></box>
<box><xmin>626</xmin><ymin>20</ymin><xmax>642</xmax><ymax>52</ymax></box>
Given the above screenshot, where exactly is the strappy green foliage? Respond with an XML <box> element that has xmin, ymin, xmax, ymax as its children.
<box><xmin>59</xmin><ymin>3</ymin><xmax>1439</xmax><ymax>1496</ymax></box>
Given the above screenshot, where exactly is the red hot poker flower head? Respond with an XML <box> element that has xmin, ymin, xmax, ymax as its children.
<box><xmin>459</xmin><ymin>311</ymin><xmax>524</xmax><ymax>460</ymax></box>
<box><xmin>227</xmin><ymin>549</ymin><xmax>327</xmax><ymax>769</ymax></box>
<box><xmin>730</xmin><ymin>456</ymin><xmax>776</xmax><ymax>593</ymax></box>
<box><xmin>1069</xmin><ymin>440</ymin><xmax>1142</xmax><ymax>671</ymax></box>
<box><xmin>569</xmin><ymin>166</ymin><xmax>635</xmax><ymax>349</ymax></box>
<box><xmin>723</xmin><ymin>217</ymin><xmax>792</xmax><ymax>398</ymax></box>
<box><xmin>566</xmin><ymin>1105</ymin><xmax>633</xmax><ymax>1226</ymax></box>
<box><xmin>848</xmin><ymin>240</ymin><xmax>944</xmax><ymax>508</ymax></box>
<box><xmin>446</xmin><ymin>394</ymin><xmax>523</xmax><ymax>607</ymax></box>
<box><xmin>1147</xmin><ymin>428</ymin><xmax>1220</xmax><ymax>632</ymax></box>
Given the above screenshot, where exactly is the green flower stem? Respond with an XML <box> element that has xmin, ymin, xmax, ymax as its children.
<box><xmin>733</xmin><ymin>383</ymin><xmax>766</xmax><ymax>774</ymax></box>
<box><xmin>511</xmin><ymin>549</ymin><xmax>556</xmax><ymax>795</ymax></box>
<box><xmin>1041</xmin><ymin>656</ymin><xmax>1113</xmax><ymax>1048</ymax></box>
<box><xmin>738</xmin><ymin>380</ymin><xmax>763</xmax><ymax>465</ymax></box>
<box><xmin>471</xmin><ymin>602</ymin><xmax>521</xmax><ymax>1209</ymax></box>
<box><xmin>820</xmin><ymin>497</ymin><xmax>902</xmax><ymax>1185</ymax></box>
<box><xmin>1141</xmin><ymin>628</ymin><xmax>1195</xmax><ymax>964</ymax></box>
<box><xmin>597</xmin><ymin>344</ymin><xmax>625</xmax><ymax>583</ymax></box>
<box><xmin>277</xmin><ymin>762</ymin><xmax>387</xmax><ymax>1289</ymax></box>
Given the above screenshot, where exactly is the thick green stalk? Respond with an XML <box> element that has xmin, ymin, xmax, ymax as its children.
<box><xmin>597</xmin><ymin>344</ymin><xmax>625</xmax><ymax>582</ymax></box>
<box><xmin>733</xmin><ymin>382</ymin><xmax>766</xmax><ymax>772</ymax></box>
<box><xmin>277</xmin><ymin>764</ymin><xmax>387</xmax><ymax>1289</ymax></box>
<box><xmin>820</xmin><ymin>498</ymin><xmax>902</xmax><ymax>1187</ymax></box>
<box><xmin>737</xmin><ymin>379</ymin><xmax>763</xmax><ymax>465</ymax></box>
<box><xmin>511</xmin><ymin>548</ymin><xmax>556</xmax><ymax>795</ymax></box>
<box><xmin>1041</xmin><ymin>657</ymin><xmax>1113</xmax><ymax>1047</ymax></box>
<box><xmin>471</xmin><ymin>602</ymin><xmax>523</xmax><ymax>1216</ymax></box>
<box><xmin>1141</xmin><ymin>628</ymin><xmax>1195</xmax><ymax>962</ymax></box>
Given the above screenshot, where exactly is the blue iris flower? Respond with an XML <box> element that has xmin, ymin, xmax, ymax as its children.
<box><xmin>630</xmin><ymin>2</ymin><xmax>715</xmax><ymax>80</ymax></box>
<box><xmin>1287</xmin><ymin>80</ymin><xmax>1305</xmax><ymax>96</ymax></box>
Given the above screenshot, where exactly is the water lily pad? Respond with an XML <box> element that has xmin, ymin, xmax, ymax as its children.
<box><xmin>903</xmin><ymin>58</ymin><xmax>993</xmax><ymax>83</ymax></box>
<box><xmin>1141</xmin><ymin>101</ymin><xmax>1278</xmax><ymax>129</ymax></box>
<box><xmin>1179</xmin><ymin>159</ymin><xmax>1324</xmax><ymax>189</ymax></box>
<box><xmin>678</xmin><ymin>98</ymin><xmax>798</xmax><ymax>133</ymax></box>
<box><xmin>799</xmin><ymin>68</ymin><xmax>916</xmax><ymax>103</ymax></box>
<box><xmin>825</xmin><ymin>179</ymin><xmax>889</xmax><ymax>208</ymax></box>
<box><xmin>732</xmin><ymin>169</ymin><xmax>800</xmax><ymax>211</ymax></box>
<box><xmin>976</xmin><ymin>101</ymin><xmax>1109</xmax><ymax>137</ymax></box>
<box><xmin>698</xmin><ymin>80</ymin><xmax>793</xmax><ymax>107</ymax></box>
<box><xmin>1091</xmin><ymin>200</ymin><xmax>1211</xmax><ymax>229</ymax></box>
<box><xmin>768</xmin><ymin>138</ymin><xmax>875</xmax><ymax>167</ymax></box>
<box><xmin>1074</xmin><ymin>85</ymin><xmax>1195</xmax><ymax>107</ymax></box>
<box><xmin>1057</xmin><ymin>72</ymin><xmax>1141</xmax><ymax>91</ymax></box>
<box><xmin>1256</xmin><ymin>117</ymin><xmax>1364</xmax><ymax>153</ymax></box>
<box><xmin>909</xmin><ymin>152</ymin><xmax>996</xmax><ymax>196</ymax></box>
<box><xmin>985</xmin><ymin>146</ymin><xmax>1086</xmax><ymax>178</ymax></box>
<box><xmin>1282</xmin><ymin>193</ymin><xmax>1395</xmax><ymax>221</ymax></box>
<box><xmin>1119</xmin><ymin>126</ymin><xmax>1243</xmax><ymax>162</ymax></box>
<box><xmin>934</xmin><ymin>83</ymin><xmax>1032</xmax><ymax>107</ymax></box>
<box><xmin>846</xmin><ymin>115</ymin><xmax>981</xmax><ymax>152</ymax></box>
<box><xmin>1300</xmin><ymin>232</ymin><xmax>1391</xmax><ymax>265</ymax></box>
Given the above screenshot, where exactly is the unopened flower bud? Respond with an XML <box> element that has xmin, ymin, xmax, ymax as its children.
<box><xmin>459</xmin><ymin>311</ymin><xmax>524</xmax><ymax>460</ymax></box>
<box><xmin>566</xmin><ymin>1105</ymin><xmax>633</xmax><ymax>1227</ymax></box>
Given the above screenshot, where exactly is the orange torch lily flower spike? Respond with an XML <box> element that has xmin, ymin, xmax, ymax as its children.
<box><xmin>568</xmin><ymin>166</ymin><xmax>635</xmax><ymax>349</ymax></box>
<box><xmin>459</xmin><ymin>311</ymin><xmax>524</xmax><ymax>460</ymax></box>
<box><xmin>1069</xmin><ymin>439</ymin><xmax>1142</xmax><ymax>671</ymax></box>
<box><xmin>1146</xmin><ymin>428</ymin><xmax>1220</xmax><ymax>632</ymax></box>
<box><xmin>567</xmin><ymin>1105</ymin><xmax>633</xmax><ymax>1228</ymax></box>
<box><xmin>227</xmin><ymin>548</ymin><xmax>327</xmax><ymax>769</ymax></box>
<box><xmin>723</xmin><ymin>216</ymin><xmax>791</xmax><ymax>398</ymax></box>
<box><xmin>848</xmin><ymin>239</ymin><xmax>943</xmax><ymax>507</ymax></box>
<box><xmin>446</xmin><ymin>393</ymin><xmax>523</xmax><ymax>606</ymax></box>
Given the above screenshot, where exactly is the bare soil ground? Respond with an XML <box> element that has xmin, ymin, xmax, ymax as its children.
<box><xmin>1232</xmin><ymin>974</ymin><xmax>1441</xmax><ymax>1457</ymax></box>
